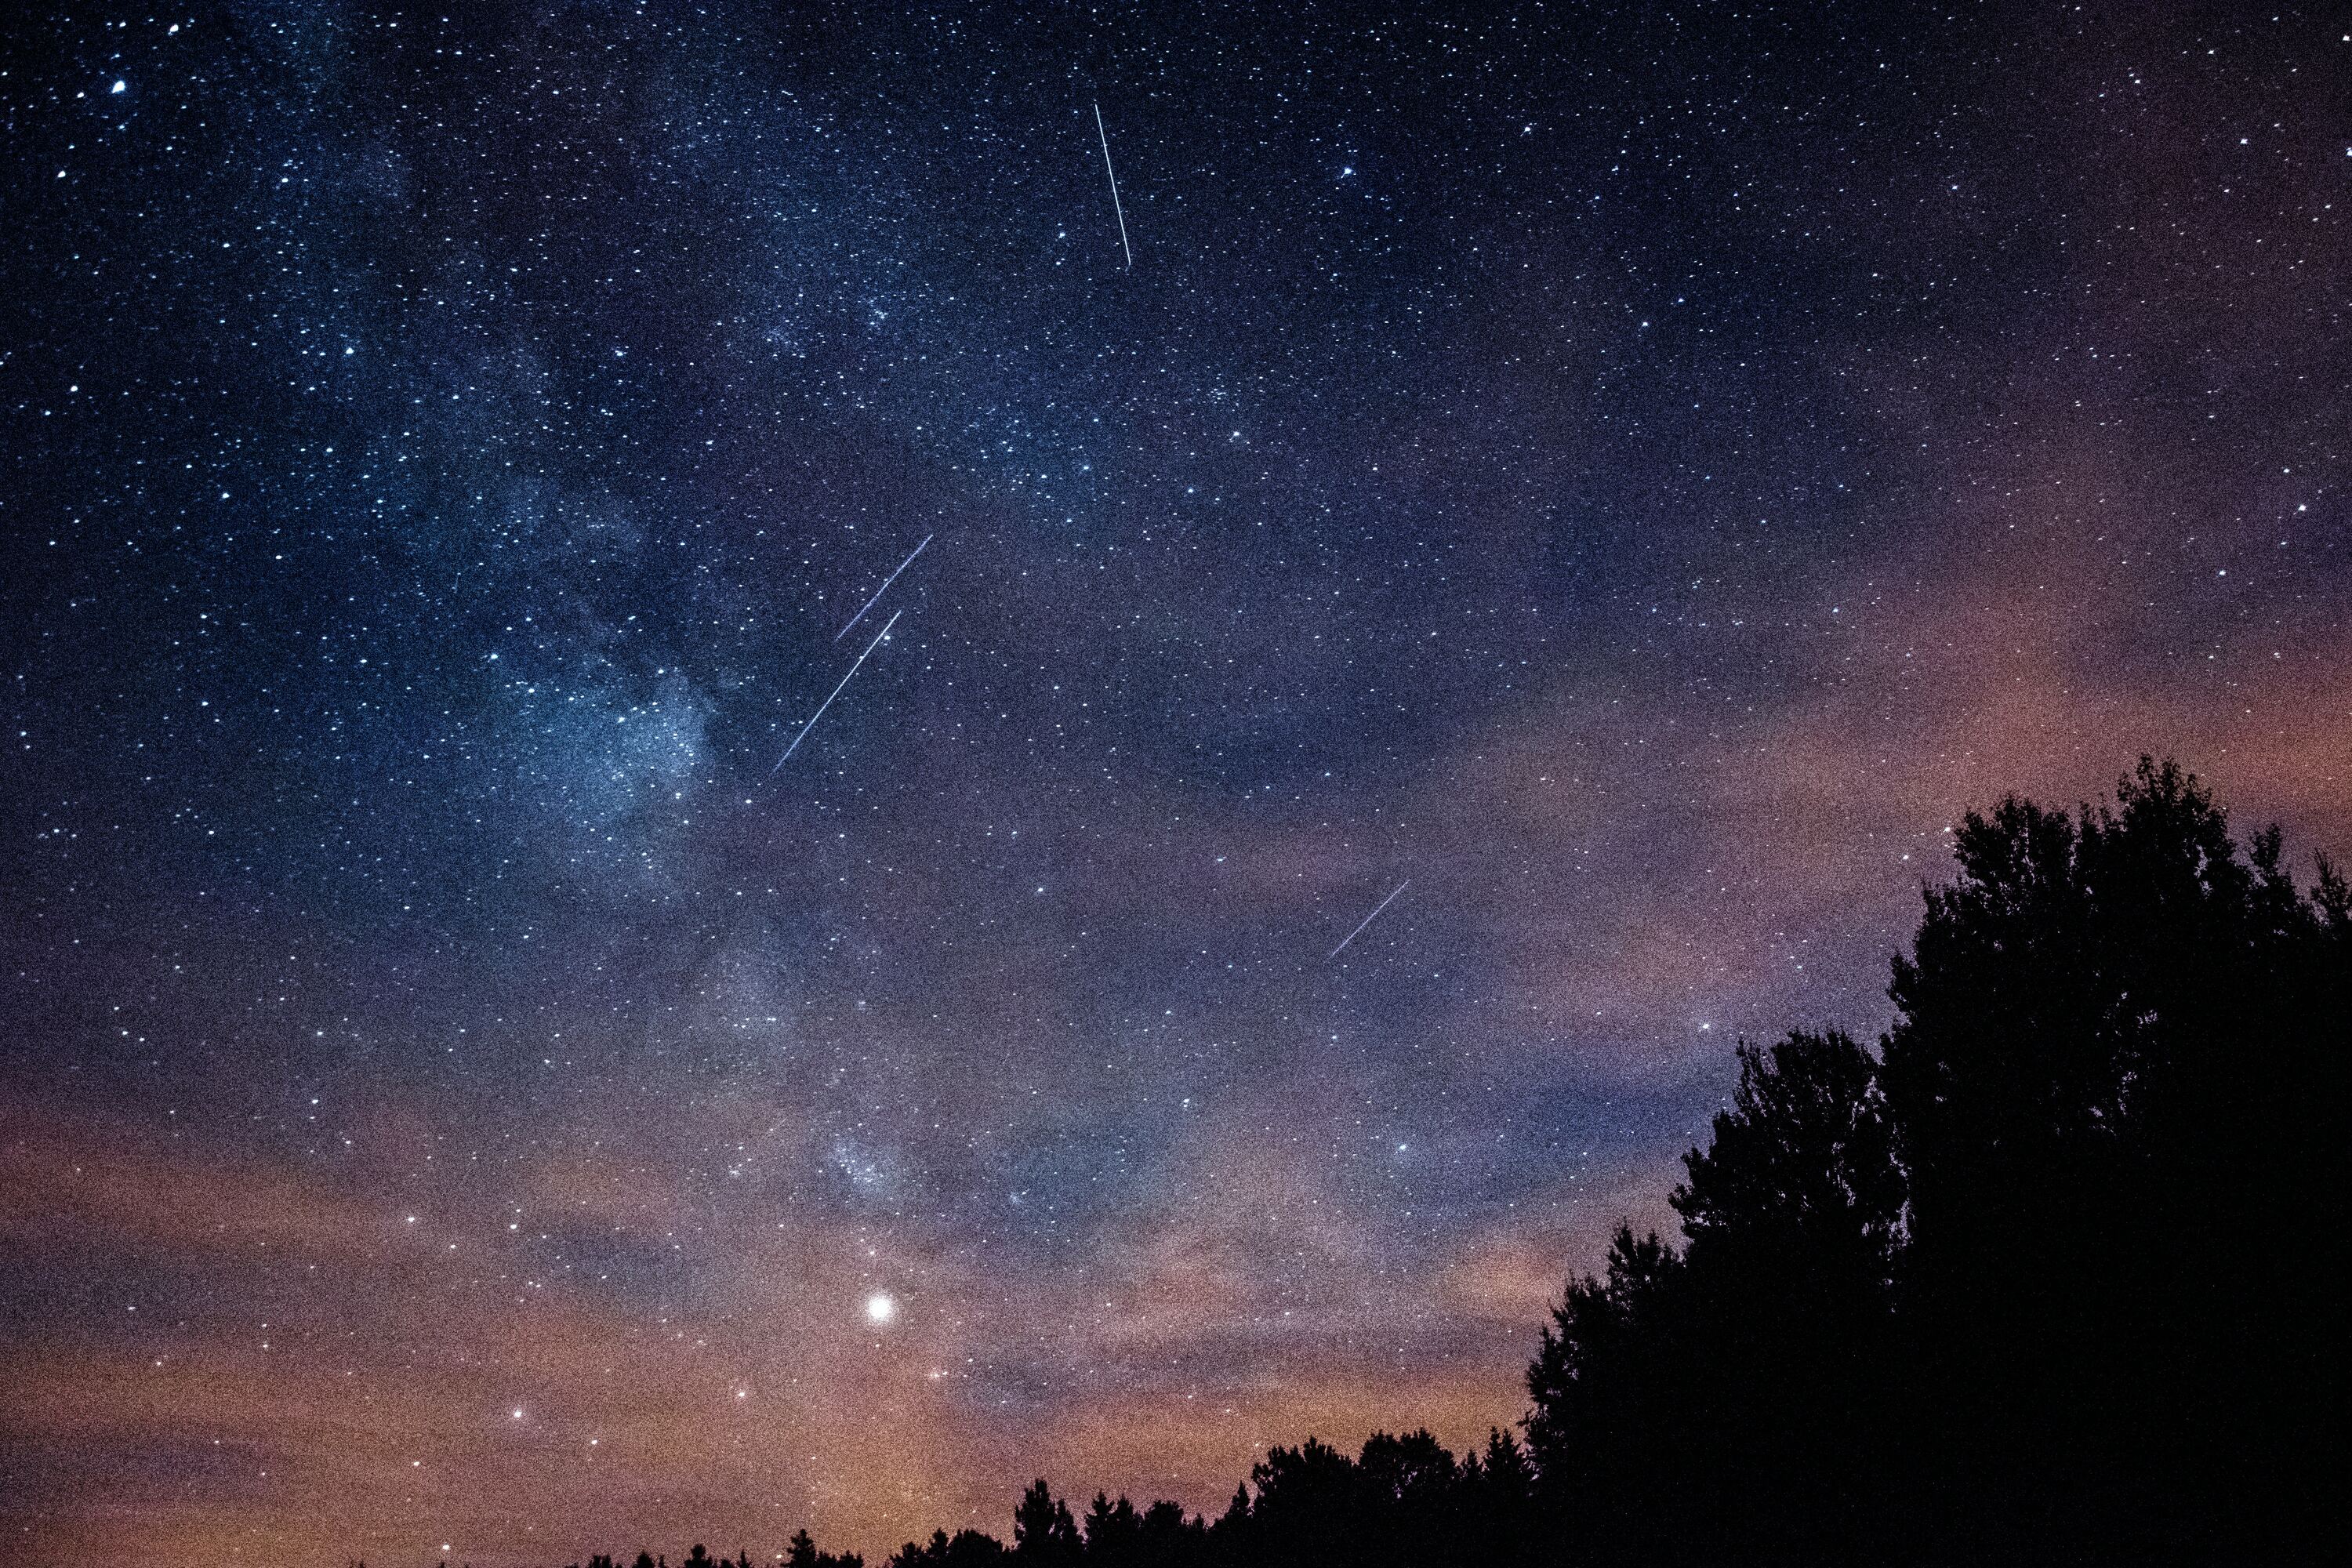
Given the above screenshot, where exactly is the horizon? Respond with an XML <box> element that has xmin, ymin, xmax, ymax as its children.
<box><xmin>2</xmin><ymin>5</ymin><xmax>2346</xmax><ymax>1563</ymax></box>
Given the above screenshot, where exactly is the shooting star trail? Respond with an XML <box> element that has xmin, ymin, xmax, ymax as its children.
<box><xmin>1094</xmin><ymin>100</ymin><xmax>1133</xmax><ymax>268</ymax></box>
<box><xmin>1329</xmin><ymin>879</ymin><xmax>1411</xmax><ymax>960</ymax></box>
<box><xmin>769</xmin><ymin>609</ymin><xmax>902</xmax><ymax>776</ymax></box>
<box><xmin>837</xmin><ymin>532</ymin><xmax>931</xmax><ymax>641</ymax></box>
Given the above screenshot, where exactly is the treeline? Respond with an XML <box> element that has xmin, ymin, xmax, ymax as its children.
<box><xmin>557</xmin><ymin>1433</ymin><xmax>1546</xmax><ymax>1568</ymax></box>
<box><xmin>539</xmin><ymin>761</ymin><xmax>2340</xmax><ymax>1567</ymax></box>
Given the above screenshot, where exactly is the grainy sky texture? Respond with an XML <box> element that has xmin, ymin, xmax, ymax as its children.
<box><xmin>2</xmin><ymin>5</ymin><xmax>2347</xmax><ymax>1563</ymax></box>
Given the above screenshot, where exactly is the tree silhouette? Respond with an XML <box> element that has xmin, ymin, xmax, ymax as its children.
<box><xmin>1524</xmin><ymin>758</ymin><xmax>2345</xmax><ymax>1565</ymax></box>
<box><xmin>1079</xmin><ymin>1493</ymin><xmax>1142</xmax><ymax>1565</ymax></box>
<box><xmin>1013</xmin><ymin>1479</ymin><xmax>1083</xmax><ymax>1565</ymax></box>
<box><xmin>781</xmin><ymin>1526</ymin><xmax>866</xmax><ymax>1568</ymax></box>
<box><xmin>1875</xmin><ymin>760</ymin><xmax>2346</xmax><ymax>1562</ymax></box>
<box><xmin>888</xmin><ymin>1528</ymin><xmax>1008</xmax><ymax>1568</ymax></box>
<box><xmin>1669</xmin><ymin>1029</ymin><xmax>1902</xmax><ymax>1563</ymax></box>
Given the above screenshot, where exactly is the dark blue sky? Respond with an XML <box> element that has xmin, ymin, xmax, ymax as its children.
<box><xmin>3</xmin><ymin>4</ymin><xmax>2346</xmax><ymax>1562</ymax></box>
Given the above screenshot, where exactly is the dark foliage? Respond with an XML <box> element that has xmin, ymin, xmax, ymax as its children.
<box><xmin>533</xmin><ymin>762</ymin><xmax>2339</xmax><ymax>1568</ymax></box>
<box><xmin>535</xmin><ymin>1430</ymin><xmax>1533</xmax><ymax>1568</ymax></box>
<box><xmin>1526</xmin><ymin>759</ymin><xmax>2343</xmax><ymax>1566</ymax></box>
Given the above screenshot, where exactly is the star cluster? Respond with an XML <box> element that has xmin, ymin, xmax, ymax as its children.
<box><xmin>2</xmin><ymin>5</ymin><xmax>2346</xmax><ymax>1563</ymax></box>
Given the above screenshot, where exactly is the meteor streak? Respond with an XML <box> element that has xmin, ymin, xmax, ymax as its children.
<box><xmin>1094</xmin><ymin>101</ymin><xmax>1133</xmax><ymax>268</ymax></box>
<box><xmin>837</xmin><ymin>533</ymin><xmax>932</xmax><ymax>641</ymax></box>
<box><xmin>771</xmin><ymin>609</ymin><xmax>902</xmax><ymax>775</ymax></box>
<box><xmin>1329</xmin><ymin>879</ymin><xmax>1411</xmax><ymax>959</ymax></box>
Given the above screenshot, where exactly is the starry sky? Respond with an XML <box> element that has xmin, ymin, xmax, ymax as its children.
<box><xmin>2</xmin><ymin>4</ymin><xmax>2347</xmax><ymax>1564</ymax></box>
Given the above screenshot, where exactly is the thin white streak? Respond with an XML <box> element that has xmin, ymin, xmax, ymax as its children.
<box><xmin>837</xmin><ymin>533</ymin><xmax>931</xmax><ymax>642</ymax></box>
<box><xmin>770</xmin><ymin>609</ymin><xmax>902</xmax><ymax>776</ymax></box>
<box><xmin>1094</xmin><ymin>101</ymin><xmax>1133</xmax><ymax>268</ymax></box>
<box><xmin>1329</xmin><ymin>879</ymin><xmax>1411</xmax><ymax>960</ymax></box>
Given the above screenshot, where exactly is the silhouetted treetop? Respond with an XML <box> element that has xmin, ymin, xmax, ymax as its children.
<box><xmin>1523</xmin><ymin>758</ymin><xmax>2343</xmax><ymax>1566</ymax></box>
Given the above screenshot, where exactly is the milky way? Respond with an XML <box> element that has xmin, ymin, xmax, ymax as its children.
<box><xmin>3</xmin><ymin>6</ymin><xmax>2347</xmax><ymax>1564</ymax></box>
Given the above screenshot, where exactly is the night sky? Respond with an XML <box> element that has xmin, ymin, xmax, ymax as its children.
<box><xmin>2</xmin><ymin>5</ymin><xmax>2347</xmax><ymax>1563</ymax></box>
